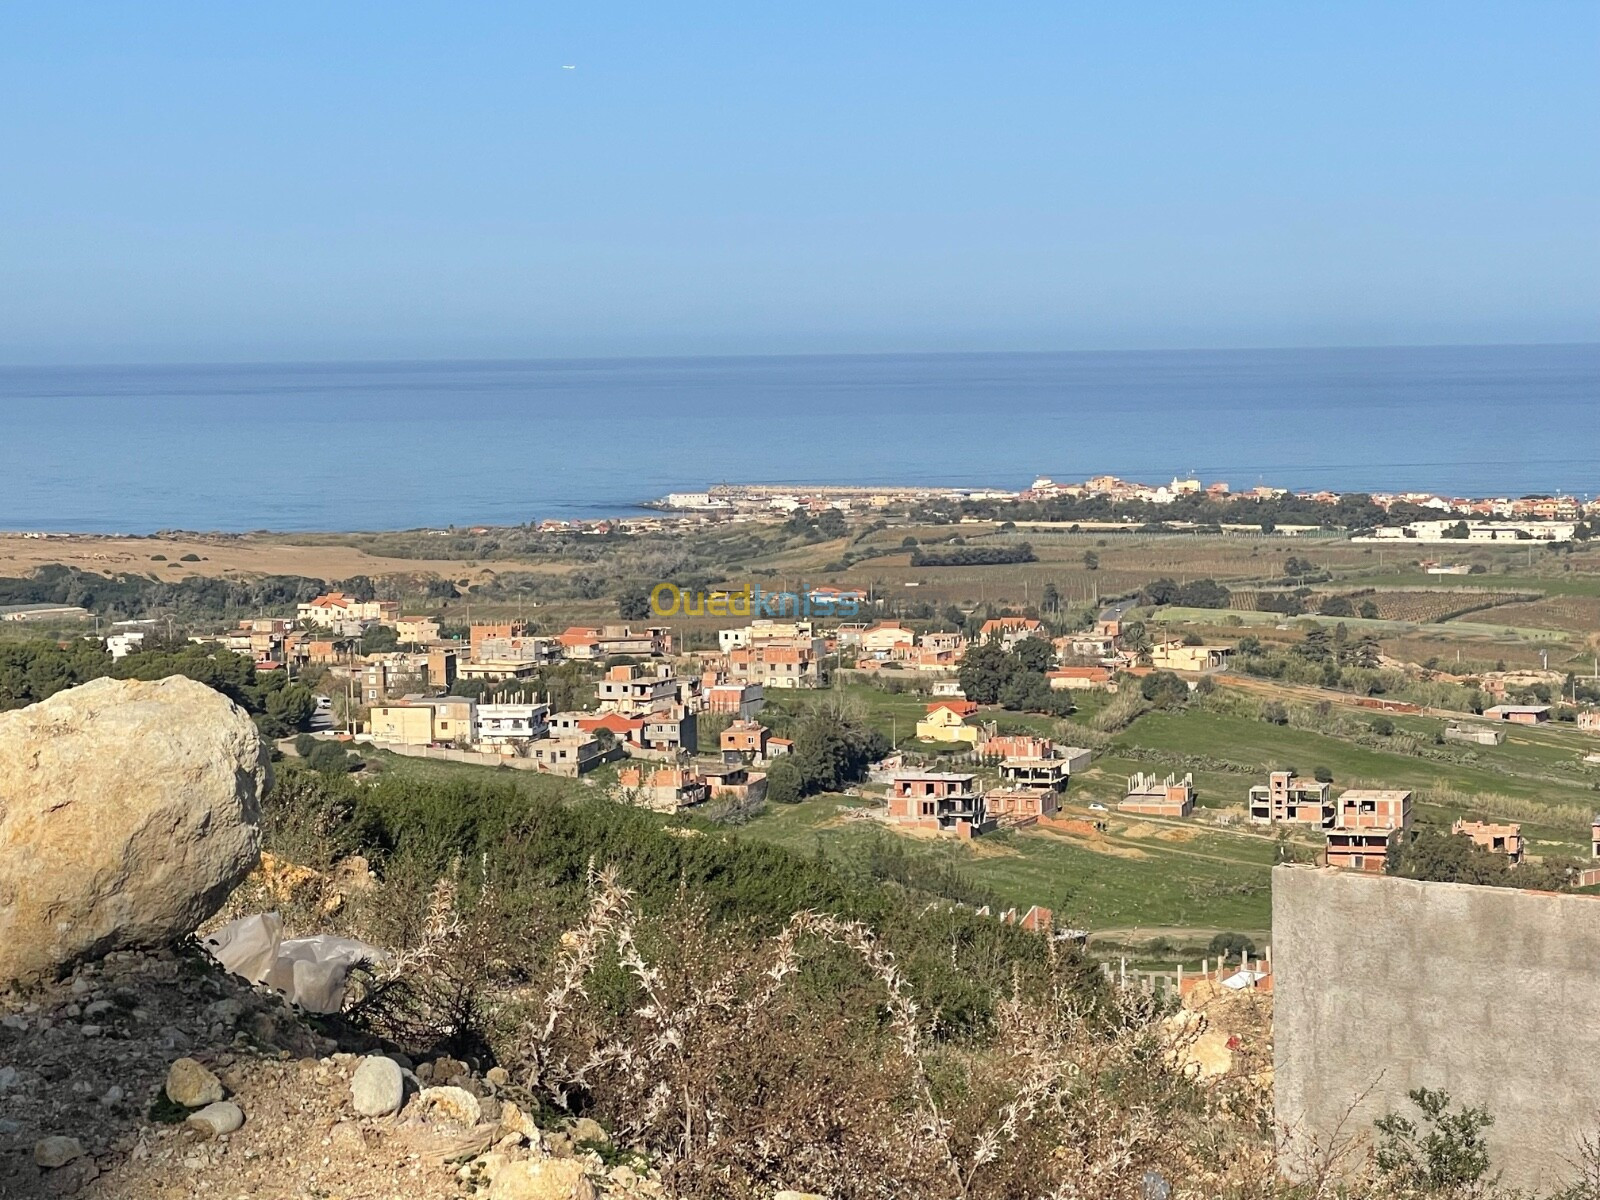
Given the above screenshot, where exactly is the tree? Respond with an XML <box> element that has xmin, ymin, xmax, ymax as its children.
<box><xmin>616</xmin><ymin>588</ymin><xmax>652</xmax><ymax>620</ymax></box>
<box><xmin>1320</xmin><ymin>595</ymin><xmax>1354</xmax><ymax>617</ymax></box>
<box><xmin>1236</xmin><ymin>635</ymin><xmax>1264</xmax><ymax>656</ymax></box>
<box><xmin>815</xmin><ymin>509</ymin><xmax>848</xmax><ymax>538</ymax></box>
<box><xmin>763</xmin><ymin>755</ymin><xmax>803</xmax><ymax>804</ymax></box>
<box><xmin>1082</xmin><ymin>550</ymin><xmax>1099</xmax><ymax>571</ymax></box>
<box><xmin>359</xmin><ymin>624</ymin><xmax>400</xmax><ymax>655</ymax></box>
<box><xmin>1262</xmin><ymin>701</ymin><xmax>1289</xmax><ymax>726</ymax></box>
<box><xmin>1040</xmin><ymin>582</ymin><xmax>1060</xmax><ymax>612</ymax></box>
<box><xmin>1139</xmin><ymin>671</ymin><xmax>1189</xmax><ymax>709</ymax></box>
<box><xmin>1387</xmin><ymin>826</ymin><xmax>1508</xmax><ymax>886</ymax></box>
<box><xmin>1312</xmin><ymin>765</ymin><xmax>1333</xmax><ymax>783</ymax></box>
<box><xmin>1358</xmin><ymin>599</ymin><xmax>1380</xmax><ymax>619</ymax></box>
<box><xmin>261</xmin><ymin>684</ymin><xmax>317</xmax><ymax>738</ymax></box>
<box><xmin>957</xmin><ymin>642</ymin><xmax>1012</xmax><ymax>705</ymax></box>
<box><xmin>1369</xmin><ymin>716</ymin><xmax>1395</xmax><ymax>736</ymax></box>
<box><xmin>1208</xmin><ymin>932</ymin><xmax>1256</xmax><ymax>958</ymax></box>
<box><xmin>1011</xmin><ymin>636</ymin><xmax>1054</xmax><ymax>675</ymax></box>
<box><xmin>1293</xmin><ymin>626</ymin><xmax>1333</xmax><ymax>664</ymax></box>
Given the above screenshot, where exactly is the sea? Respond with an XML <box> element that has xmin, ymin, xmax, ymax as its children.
<box><xmin>0</xmin><ymin>344</ymin><xmax>1594</xmax><ymax>534</ymax></box>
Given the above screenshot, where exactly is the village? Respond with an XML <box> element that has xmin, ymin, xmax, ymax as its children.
<box><xmin>117</xmin><ymin>583</ymin><xmax>1600</xmax><ymax>933</ymax></box>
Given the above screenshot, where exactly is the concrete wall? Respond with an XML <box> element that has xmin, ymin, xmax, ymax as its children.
<box><xmin>1274</xmin><ymin>866</ymin><xmax>1600</xmax><ymax>1192</ymax></box>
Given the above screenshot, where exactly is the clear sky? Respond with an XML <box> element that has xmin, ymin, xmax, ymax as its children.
<box><xmin>1</xmin><ymin>2</ymin><xmax>1596</xmax><ymax>363</ymax></box>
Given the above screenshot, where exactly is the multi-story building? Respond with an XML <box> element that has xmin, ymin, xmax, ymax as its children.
<box><xmin>596</xmin><ymin>663</ymin><xmax>682</xmax><ymax>717</ymax></box>
<box><xmin>719</xmin><ymin>719</ymin><xmax>770</xmax><ymax>763</ymax></box>
<box><xmin>1249</xmin><ymin>771</ymin><xmax>1334</xmax><ymax>827</ymax></box>
<box><xmin>727</xmin><ymin>643</ymin><xmax>820</xmax><ymax>689</ymax></box>
<box><xmin>979</xmin><ymin>616</ymin><xmax>1044</xmax><ymax>651</ymax></box>
<box><xmin>1452</xmin><ymin>819</ymin><xmax>1524</xmax><ymax>864</ymax></box>
<box><xmin>705</xmin><ymin>681</ymin><xmax>765</xmax><ymax>719</ymax></box>
<box><xmin>298</xmin><ymin>592</ymin><xmax>397</xmax><ymax>628</ymax></box>
<box><xmin>470</xmin><ymin>620</ymin><xmax>532</xmax><ymax>660</ymax></box>
<box><xmin>1325</xmin><ymin>789</ymin><xmax>1413</xmax><ymax>873</ymax></box>
<box><xmin>639</xmin><ymin>707</ymin><xmax>697</xmax><ymax>755</ymax></box>
<box><xmin>395</xmin><ymin>617</ymin><xmax>441</xmax><ymax>645</ymax></box>
<box><xmin>618</xmin><ymin>766</ymin><xmax>711</xmax><ymax>813</ymax></box>
<box><xmin>476</xmin><ymin>702</ymin><xmax>551</xmax><ymax>746</ymax></box>
<box><xmin>886</xmin><ymin>772</ymin><xmax>988</xmax><ymax>838</ymax></box>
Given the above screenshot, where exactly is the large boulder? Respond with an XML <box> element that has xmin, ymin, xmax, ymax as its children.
<box><xmin>0</xmin><ymin>675</ymin><xmax>267</xmax><ymax>983</ymax></box>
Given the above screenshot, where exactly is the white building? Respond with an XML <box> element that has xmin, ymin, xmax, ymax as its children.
<box><xmin>475</xmin><ymin>702</ymin><xmax>551</xmax><ymax>745</ymax></box>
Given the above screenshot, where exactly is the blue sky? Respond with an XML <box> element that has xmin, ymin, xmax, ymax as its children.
<box><xmin>1</xmin><ymin>2</ymin><xmax>1596</xmax><ymax>363</ymax></box>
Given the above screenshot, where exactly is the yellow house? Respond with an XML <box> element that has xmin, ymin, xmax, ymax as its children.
<box><xmin>367</xmin><ymin>705</ymin><xmax>436</xmax><ymax>746</ymax></box>
<box><xmin>1150</xmin><ymin>641</ymin><xmax>1233</xmax><ymax>672</ymax></box>
<box><xmin>915</xmin><ymin>701</ymin><xmax>981</xmax><ymax>745</ymax></box>
<box><xmin>395</xmin><ymin>617</ymin><xmax>441</xmax><ymax>645</ymax></box>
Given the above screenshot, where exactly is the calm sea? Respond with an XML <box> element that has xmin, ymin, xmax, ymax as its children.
<box><xmin>0</xmin><ymin>345</ymin><xmax>1594</xmax><ymax>533</ymax></box>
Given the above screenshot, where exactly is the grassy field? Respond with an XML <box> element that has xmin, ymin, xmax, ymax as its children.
<box><xmin>731</xmin><ymin>673</ymin><xmax>1600</xmax><ymax>944</ymax></box>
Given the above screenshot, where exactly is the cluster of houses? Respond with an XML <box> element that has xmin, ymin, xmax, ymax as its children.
<box><xmin>1246</xmin><ymin>769</ymin><xmax>1455</xmax><ymax>874</ymax></box>
<box><xmin>1017</xmin><ymin>474</ymin><xmax>1593</xmax><ymax>523</ymax></box>
<box><xmin>884</xmin><ymin>730</ymin><xmax>1092</xmax><ymax>838</ymax></box>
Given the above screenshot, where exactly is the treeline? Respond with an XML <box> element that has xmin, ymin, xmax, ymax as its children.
<box><xmin>1136</xmin><ymin>577</ymin><xmax>1231</xmax><ymax>608</ymax></box>
<box><xmin>0</xmin><ymin>564</ymin><xmax>334</xmax><ymax>618</ymax></box>
<box><xmin>0</xmin><ymin>638</ymin><xmax>317</xmax><ymax>736</ymax></box>
<box><xmin>927</xmin><ymin>489</ymin><xmax>1443</xmax><ymax>531</ymax></box>
<box><xmin>909</xmin><ymin>542</ymin><xmax>1036</xmax><ymax>567</ymax></box>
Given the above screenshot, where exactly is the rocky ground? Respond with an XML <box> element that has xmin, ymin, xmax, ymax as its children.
<box><xmin>0</xmin><ymin>948</ymin><xmax>672</xmax><ymax>1200</ymax></box>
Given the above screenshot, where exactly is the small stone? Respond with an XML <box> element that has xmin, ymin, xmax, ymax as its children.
<box><xmin>568</xmin><ymin>1116</ymin><xmax>608</xmax><ymax>1147</ymax></box>
<box><xmin>83</xmin><ymin>1000</ymin><xmax>113</xmax><ymax>1019</ymax></box>
<box><xmin>485</xmin><ymin>1066</ymin><xmax>510</xmax><ymax>1087</ymax></box>
<box><xmin>773</xmin><ymin>1194</ymin><xmax>828</xmax><ymax>1200</ymax></box>
<box><xmin>0</xmin><ymin>1014</ymin><xmax>27</xmax><ymax>1031</ymax></box>
<box><xmin>488</xmin><ymin>1158</ymin><xmax>597</xmax><ymax>1200</ymax></box>
<box><xmin>99</xmin><ymin>1085</ymin><xmax>125</xmax><ymax>1107</ymax></box>
<box><xmin>186</xmin><ymin>1100</ymin><xmax>244</xmax><ymax>1138</ymax></box>
<box><xmin>70</xmin><ymin>977</ymin><xmax>90</xmax><ymax>996</ymax></box>
<box><xmin>81</xmin><ymin>1024</ymin><xmax>103</xmax><ymax>1037</ymax></box>
<box><xmin>350</xmin><ymin>1055</ymin><xmax>405</xmax><ymax>1117</ymax></box>
<box><xmin>34</xmin><ymin>1135</ymin><xmax>84</xmax><ymax>1168</ymax></box>
<box><xmin>166</xmin><ymin>1057</ymin><xmax>225</xmax><ymax>1108</ymax></box>
<box><xmin>414</xmin><ymin>1085</ymin><xmax>481</xmax><ymax>1128</ymax></box>
<box><xmin>0</xmin><ymin>1065</ymin><xmax>18</xmax><ymax>1091</ymax></box>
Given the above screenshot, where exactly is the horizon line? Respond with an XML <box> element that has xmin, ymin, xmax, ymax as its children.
<box><xmin>1</xmin><ymin>339</ymin><xmax>1596</xmax><ymax>374</ymax></box>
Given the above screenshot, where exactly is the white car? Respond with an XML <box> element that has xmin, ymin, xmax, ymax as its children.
<box><xmin>1087</xmin><ymin>802</ymin><xmax>1108</xmax><ymax>812</ymax></box>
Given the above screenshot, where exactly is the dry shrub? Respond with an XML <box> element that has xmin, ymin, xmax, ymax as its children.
<box><xmin>506</xmin><ymin>868</ymin><xmax>1290</xmax><ymax>1200</ymax></box>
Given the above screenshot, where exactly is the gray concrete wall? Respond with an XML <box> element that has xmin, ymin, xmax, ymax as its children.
<box><xmin>1274</xmin><ymin>866</ymin><xmax>1600</xmax><ymax>1192</ymax></box>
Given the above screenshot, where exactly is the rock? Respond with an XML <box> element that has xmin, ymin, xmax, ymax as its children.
<box><xmin>773</xmin><ymin>1193</ymin><xmax>828</xmax><ymax>1200</ymax></box>
<box><xmin>414</xmin><ymin>1085</ymin><xmax>482</xmax><ymax>1127</ymax></box>
<box><xmin>185</xmin><ymin>1100</ymin><xmax>244</xmax><ymax>1138</ymax></box>
<box><xmin>350</xmin><ymin>1055</ymin><xmax>405</xmax><ymax>1117</ymax></box>
<box><xmin>0</xmin><ymin>1065</ymin><xmax>18</xmax><ymax>1091</ymax></box>
<box><xmin>568</xmin><ymin>1117</ymin><xmax>609</xmax><ymax>1146</ymax></box>
<box><xmin>33</xmin><ymin>1136</ymin><xmax>83</xmax><ymax>1168</ymax></box>
<box><xmin>166</xmin><ymin>1057</ymin><xmax>225</xmax><ymax>1108</ymax></box>
<box><xmin>488</xmin><ymin>1158</ymin><xmax>597</xmax><ymax>1200</ymax></box>
<box><xmin>499</xmin><ymin>1100</ymin><xmax>541</xmax><ymax>1143</ymax></box>
<box><xmin>0</xmin><ymin>677</ymin><xmax>267</xmax><ymax>984</ymax></box>
<box><xmin>486</xmin><ymin>1065</ymin><xmax>510</xmax><ymax>1087</ymax></box>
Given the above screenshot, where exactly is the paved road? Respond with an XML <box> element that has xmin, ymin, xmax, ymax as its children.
<box><xmin>1099</xmin><ymin>597</ymin><xmax>1140</xmax><ymax>624</ymax></box>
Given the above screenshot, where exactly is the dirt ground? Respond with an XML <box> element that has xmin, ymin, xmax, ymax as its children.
<box><xmin>0</xmin><ymin>534</ymin><xmax>536</xmax><ymax>585</ymax></box>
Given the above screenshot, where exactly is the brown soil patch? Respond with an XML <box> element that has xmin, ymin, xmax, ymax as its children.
<box><xmin>1153</xmin><ymin>827</ymin><xmax>1200</xmax><ymax>843</ymax></box>
<box><xmin>0</xmin><ymin>534</ymin><xmax>562</xmax><ymax>584</ymax></box>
